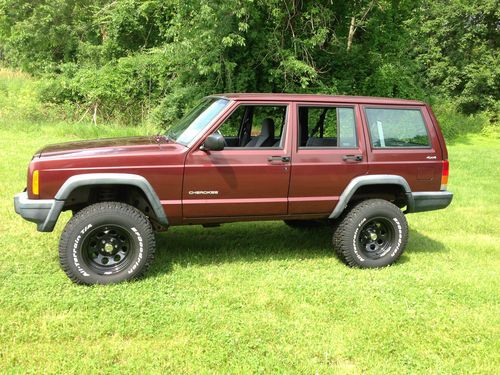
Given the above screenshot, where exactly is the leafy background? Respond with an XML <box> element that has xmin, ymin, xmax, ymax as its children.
<box><xmin>0</xmin><ymin>0</ymin><xmax>498</xmax><ymax>134</ymax></box>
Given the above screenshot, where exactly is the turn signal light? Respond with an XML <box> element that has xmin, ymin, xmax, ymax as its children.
<box><xmin>32</xmin><ymin>170</ymin><xmax>39</xmax><ymax>195</ymax></box>
<box><xmin>440</xmin><ymin>160</ymin><xmax>449</xmax><ymax>190</ymax></box>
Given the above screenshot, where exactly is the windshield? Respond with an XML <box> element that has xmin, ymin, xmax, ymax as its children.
<box><xmin>166</xmin><ymin>98</ymin><xmax>230</xmax><ymax>146</ymax></box>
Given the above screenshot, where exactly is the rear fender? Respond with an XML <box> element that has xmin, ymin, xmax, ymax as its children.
<box><xmin>329</xmin><ymin>175</ymin><xmax>413</xmax><ymax>219</ymax></box>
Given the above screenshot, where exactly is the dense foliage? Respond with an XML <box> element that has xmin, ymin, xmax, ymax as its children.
<box><xmin>0</xmin><ymin>0</ymin><xmax>498</xmax><ymax>126</ymax></box>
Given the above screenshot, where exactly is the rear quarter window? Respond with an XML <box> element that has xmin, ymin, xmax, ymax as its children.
<box><xmin>365</xmin><ymin>108</ymin><xmax>430</xmax><ymax>148</ymax></box>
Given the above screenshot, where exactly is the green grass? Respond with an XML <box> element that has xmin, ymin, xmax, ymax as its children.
<box><xmin>1</xmin><ymin>72</ymin><xmax>499</xmax><ymax>374</ymax></box>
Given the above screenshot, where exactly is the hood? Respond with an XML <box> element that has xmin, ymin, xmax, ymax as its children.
<box><xmin>36</xmin><ymin>135</ymin><xmax>174</xmax><ymax>158</ymax></box>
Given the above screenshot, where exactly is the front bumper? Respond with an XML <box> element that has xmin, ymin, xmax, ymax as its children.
<box><xmin>14</xmin><ymin>192</ymin><xmax>62</xmax><ymax>232</ymax></box>
<box><xmin>407</xmin><ymin>191</ymin><xmax>453</xmax><ymax>213</ymax></box>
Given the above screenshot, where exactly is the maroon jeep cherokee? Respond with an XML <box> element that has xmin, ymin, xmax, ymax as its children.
<box><xmin>14</xmin><ymin>94</ymin><xmax>453</xmax><ymax>284</ymax></box>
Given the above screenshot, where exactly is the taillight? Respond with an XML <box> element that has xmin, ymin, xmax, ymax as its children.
<box><xmin>441</xmin><ymin>160</ymin><xmax>449</xmax><ymax>190</ymax></box>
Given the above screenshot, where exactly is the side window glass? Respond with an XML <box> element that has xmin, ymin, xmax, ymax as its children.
<box><xmin>298</xmin><ymin>106</ymin><xmax>357</xmax><ymax>148</ymax></box>
<box><xmin>217</xmin><ymin>106</ymin><xmax>245</xmax><ymax>138</ymax></box>
<box><xmin>250</xmin><ymin>106</ymin><xmax>286</xmax><ymax>142</ymax></box>
<box><xmin>338</xmin><ymin>108</ymin><xmax>357</xmax><ymax>147</ymax></box>
<box><xmin>214</xmin><ymin>105</ymin><xmax>287</xmax><ymax>148</ymax></box>
<box><xmin>365</xmin><ymin>108</ymin><xmax>430</xmax><ymax>148</ymax></box>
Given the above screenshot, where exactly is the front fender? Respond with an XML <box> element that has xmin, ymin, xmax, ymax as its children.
<box><xmin>16</xmin><ymin>173</ymin><xmax>168</xmax><ymax>232</ymax></box>
<box><xmin>56</xmin><ymin>173</ymin><xmax>168</xmax><ymax>225</ymax></box>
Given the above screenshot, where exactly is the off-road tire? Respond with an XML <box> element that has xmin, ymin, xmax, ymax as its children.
<box><xmin>331</xmin><ymin>210</ymin><xmax>349</xmax><ymax>263</ymax></box>
<box><xmin>333</xmin><ymin>199</ymin><xmax>408</xmax><ymax>268</ymax></box>
<box><xmin>284</xmin><ymin>220</ymin><xmax>325</xmax><ymax>229</ymax></box>
<box><xmin>59</xmin><ymin>202</ymin><xmax>156</xmax><ymax>285</ymax></box>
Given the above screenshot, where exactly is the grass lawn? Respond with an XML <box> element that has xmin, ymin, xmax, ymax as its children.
<box><xmin>0</xmin><ymin>72</ymin><xmax>499</xmax><ymax>373</ymax></box>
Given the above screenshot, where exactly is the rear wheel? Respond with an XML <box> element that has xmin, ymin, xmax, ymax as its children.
<box><xmin>333</xmin><ymin>199</ymin><xmax>408</xmax><ymax>268</ymax></box>
<box><xmin>59</xmin><ymin>202</ymin><xmax>156</xmax><ymax>285</ymax></box>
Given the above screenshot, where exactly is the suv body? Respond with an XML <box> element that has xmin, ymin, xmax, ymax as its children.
<box><xmin>14</xmin><ymin>94</ymin><xmax>453</xmax><ymax>284</ymax></box>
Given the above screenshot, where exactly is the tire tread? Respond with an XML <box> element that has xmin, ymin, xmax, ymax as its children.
<box><xmin>59</xmin><ymin>202</ymin><xmax>156</xmax><ymax>284</ymax></box>
<box><xmin>332</xmin><ymin>199</ymin><xmax>408</xmax><ymax>268</ymax></box>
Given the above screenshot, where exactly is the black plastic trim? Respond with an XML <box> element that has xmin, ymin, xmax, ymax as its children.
<box><xmin>14</xmin><ymin>173</ymin><xmax>169</xmax><ymax>232</ymax></box>
<box><xmin>329</xmin><ymin>175</ymin><xmax>412</xmax><ymax>219</ymax></box>
<box><xmin>408</xmin><ymin>191</ymin><xmax>453</xmax><ymax>213</ymax></box>
<box><xmin>14</xmin><ymin>192</ymin><xmax>55</xmax><ymax>231</ymax></box>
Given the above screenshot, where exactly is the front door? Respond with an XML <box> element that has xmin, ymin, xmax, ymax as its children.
<box><xmin>183</xmin><ymin>102</ymin><xmax>292</xmax><ymax>218</ymax></box>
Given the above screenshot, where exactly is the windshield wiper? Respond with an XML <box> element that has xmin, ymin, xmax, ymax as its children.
<box><xmin>154</xmin><ymin>133</ymin><xmax>175</xmax><ymax>143</ymax></box>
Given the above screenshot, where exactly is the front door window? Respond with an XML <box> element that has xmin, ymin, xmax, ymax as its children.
<box><xmin>215</xmin><ymin>105</ymin><xmax>287</xmax><ymax>148</ymax></box>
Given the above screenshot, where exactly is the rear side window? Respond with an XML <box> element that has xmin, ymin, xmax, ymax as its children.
<box><xmin>365</xmin><ymin>108</ymin><xmax>430</xmax><ymax>148</ymax></box>
<box><xmin>298</xmin><ymin>106</ymin><xmax>357</xmax><ymax>148</ymax></box>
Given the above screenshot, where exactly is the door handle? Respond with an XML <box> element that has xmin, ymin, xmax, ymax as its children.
<box><xmin>342</xmin><ymin>154</ymin><xmax>363</xmax><ymax>162</ymax></box>
<box><xmin>268</xmin><ymin>156</ymin><xmax>290</xmax><ymax>163</ymax></box>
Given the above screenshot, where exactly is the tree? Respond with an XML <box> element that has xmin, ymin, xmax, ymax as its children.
<box><xmin>411</xmin><ymin>0</ymin><xmax>499</xmax><ymax>113</ymax></box>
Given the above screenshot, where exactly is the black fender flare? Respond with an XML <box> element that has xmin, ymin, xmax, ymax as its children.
<box><xmin>42</xmin><ymin>173</ymin><xmax>168</xmax><ymax>232</ymax></box>
<box><xmin>329</xmin><ymin>174</ymin><xmax>413</xmax><ymax>219</ymax></box>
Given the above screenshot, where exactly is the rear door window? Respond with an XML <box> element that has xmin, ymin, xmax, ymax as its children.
<box><xmin>298</xmin><ymin>106</ymin><xmax>357</xmax><ymax>148</ymax></box>
<box><xmin>365</xmin><ymin>108</ymin><xmax>430</xmax><ymax>148</ymax></box>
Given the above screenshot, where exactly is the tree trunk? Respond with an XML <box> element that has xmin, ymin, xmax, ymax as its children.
<box><xmin>92</xmin><ymin>103</ymin><xmax>98</xmax><ymax>126</ymax></box>
<box><xmin>347</xmin><ymin>16</ymin><xmax>356</xmax><ymax>51</ymax></box>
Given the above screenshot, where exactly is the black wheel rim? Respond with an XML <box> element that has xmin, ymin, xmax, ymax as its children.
<box><xmin>81</xmin><ymin>225</ymin><xmax>134</xmax><ymax>274</ymax></box>
<box><xmin>357</xmin><ymin>217</ymin><xmax>395</xmax><ymax>260</ymax></box>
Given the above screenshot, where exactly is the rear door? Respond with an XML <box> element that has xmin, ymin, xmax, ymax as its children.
<box><xmin>360</xmin><ymin>105</ymin><xmax>443</xmax><ymax>191</ymax></box>
<box><xmin>288</xmin><ymin>102</ymin><xmax>368</xmax><ymax>215</ymax></box>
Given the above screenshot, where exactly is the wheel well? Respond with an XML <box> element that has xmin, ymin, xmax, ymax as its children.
<box><xmin>63</xmin><ymin>184</ymin><xmax>161</xmax><ymax>225</ymax></box>
<box><xmin>349</xmin><ymin>184</ymin><xmax>408</xmax><ymax>209</ymax></box>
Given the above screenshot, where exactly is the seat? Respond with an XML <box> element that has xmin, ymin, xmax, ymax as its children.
<box><xmin>245</xmin><ymin>118</ymin><xmax>275</xmax><ymax>147</ymax></box>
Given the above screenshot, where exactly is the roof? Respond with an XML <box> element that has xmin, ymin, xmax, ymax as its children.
<box><xmin>211</xmin><ymin>93</ymin><xmax>424</xmax><ymax>105</ymax></box>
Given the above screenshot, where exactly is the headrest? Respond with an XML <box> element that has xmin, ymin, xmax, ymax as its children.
<box><xmin>261</xmin><ymin>118</ymin><xmax>275</xmax><ymax>137</ymax></box>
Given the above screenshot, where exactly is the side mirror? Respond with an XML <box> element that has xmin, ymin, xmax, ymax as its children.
<box><xmin>201</xmin><ymin>133</ymin><xmax>225</xmax><ymax>151</ymax></box>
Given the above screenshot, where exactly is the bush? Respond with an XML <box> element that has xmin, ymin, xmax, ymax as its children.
<box><xmin>0</xmin><ymin>68</ymin><xmax>60</xmax><ymax>123</ymax></box>
<box><xmin>38</xmin><ymin>53</ymin><xmax>171</xmax><ymax>124</ymax></box>
<box><xmin>432</xmin><ymin>100</ymin><xmax>493</xmax><ymax>140</ymax></box>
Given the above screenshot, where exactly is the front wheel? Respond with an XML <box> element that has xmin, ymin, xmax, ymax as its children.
<box><xmin>333</xmin><ymin>199</ymin><xmax>408</xmax><ymax>268</ymax></box>
<box><xmin>59</xmin><ymin>202</ymin><xmax>156</xmax><ymax>285</ymax></box>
